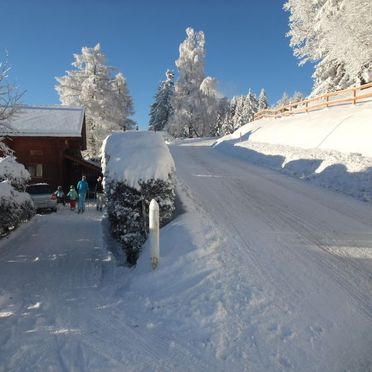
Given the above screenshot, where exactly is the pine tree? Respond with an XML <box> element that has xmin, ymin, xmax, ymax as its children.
<box><xmin>55</xmin><ymin>44</ymin><xmax>134</xmax><ymax>156</ymax></box>
<box><xmin>258</xmin><ymin>89</ymin><xmax>268</xmax><ymax>111</ymax></box>
<box><xmin>276</xmin><ymin>92</ymin><xmax>290</xmax><ymax>107</ymax></box>
<box><xmin>242</xmin><ymin>90</ymin><xmax>258</xmax><ymax>123</ymax></box>
<box><xmin>213</xmin><ymin>97</ymin><xmax>230</xmax><ymax>137</ymax></box>
<box><xmin>149</xmin><ymin>70</ymin><xmax>174</xmax><ymax>132</ymax></box>
<box><xmin>221</xmin><ymin>97</ymin><xmax>237</xmax><ymax>135</ymax></box>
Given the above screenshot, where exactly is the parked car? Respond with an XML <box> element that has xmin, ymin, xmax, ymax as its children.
<box><xmin>26</xmin><ymin>183</ymin><xmax>57</xmax><ymax>212</ymax></box>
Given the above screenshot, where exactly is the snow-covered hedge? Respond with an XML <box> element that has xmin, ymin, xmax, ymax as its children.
<box><xmin>0</xmin><ymin>156</ymin><xmax>35</xmax><ymax>236</ymax></box>
<box><xmin>102</xmin><ymin>131</ymin><xmax>176</xmax><ymax>265</ymax></box>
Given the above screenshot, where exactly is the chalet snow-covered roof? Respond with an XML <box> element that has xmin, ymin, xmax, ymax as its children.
<box><xmin>1</xmin><ymin>105</ymin><xmax>85</xmax><ymax>137</ymax></box>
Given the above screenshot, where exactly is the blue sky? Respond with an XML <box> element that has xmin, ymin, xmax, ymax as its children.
<box><xmin>0</xmin><ymin>0</ymin><xmax>314</xmax><ymax>129</ymax></box>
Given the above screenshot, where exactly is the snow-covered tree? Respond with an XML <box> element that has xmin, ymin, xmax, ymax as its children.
<box><xmin>0</xmin><ymin>58</ymin><xmax>34</xmax><ymax>234</ymax></box>
<box><xmin>213</xmin><ymin>97</ymin><xmax>230</xmax><ymax>137</ymax></box>
<box><xmin>168</xmin><ymin>27</ymin><xmax>219</xmax><ymax>138</ymax></box>
<box><xmin>231</xmin><ymin>96</ymin><xmax>245</xmax><ymax>130</ymax></box>
<box><xmin>276</xmin><ymin>92</ymin><xmax>290</xmax><ymax>107</ymax></box>
<box><xmin>56</xmin><ymin>43</ymin><xmax>134</xmax><ymax>156</ymax></box>
<box><xmin>220</xmin><ymin>96</ymin><xmax>237</xmax><ymax>135</ymax></box>
<box><xmin>284</xmin><ymin>0</ymin><xmax>372</xmax><ymax>95</ymax></box>
<box><xmin>258</xmin><ymin>89</ymin><xmax>268</xmax><ymax>111</ymax></box>
<box><xmin>149</xmin><ymin>69</ymin><xmax>174</xmax><ymax>132</ymax></box>
<box><xmin>290</xmin><ymin>90</ymin><xmax>305</xmax><ymax>103</ymax></box>
<box><xmin>0</xmin><ymin>58</ymin><xmax>24</xmax><ymax>154</ymax></box>
<box><xmin>224</xmin><ymin>90</ymin><xmax>259</xmax><ymax>132</ymax></box>
<box><xmin>242</xmin><ymin>90</ymin><xmax>258</xmax><ymax>123</ymax></box>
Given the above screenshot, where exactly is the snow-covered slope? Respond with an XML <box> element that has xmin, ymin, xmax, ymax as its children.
<box><xmin>215</xmin><ymin>102</ymin><xmax>372</xmax><ymax>202</ymax></box>
<box><xmin>218</xmin><ymin>101</ymin><xmax>372</xmax><ymax>157</ymax></box>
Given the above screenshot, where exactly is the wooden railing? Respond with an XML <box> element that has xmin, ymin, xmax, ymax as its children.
<box><xmin>254</xmin><ymin>82</ymin><xmax>372</xmax><ymax>121</ymax></box>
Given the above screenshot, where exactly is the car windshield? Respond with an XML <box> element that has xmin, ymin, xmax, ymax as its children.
<box><xmin>26</xmin><ymin>185</ymin><xmax>52</xmax><ymax>195</ymax></box>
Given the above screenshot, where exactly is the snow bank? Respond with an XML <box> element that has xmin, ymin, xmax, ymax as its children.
<box><xmin>215</xmin><ymin>102</ymin><xmax>372</xmax><ymax>202</ymax></box>
<box><xmin>217</xmin><ymin>101</ymin><xmax>372</xmax><ymax>157</ymax></box>
<box><xmin>101</xmin><ymin>131</ymin><xmax>175</xmax><ymax>191</ymax></box>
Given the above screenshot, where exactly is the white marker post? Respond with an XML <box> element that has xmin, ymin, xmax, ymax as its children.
<box><xmin>149</xmin><ymin>199</ymin><xmax>160</xmax><ymax>270</ymax></box>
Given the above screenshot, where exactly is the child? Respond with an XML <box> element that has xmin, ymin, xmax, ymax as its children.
<box><xmin>95</xmin><ymin>176</ymin><xmax>104</xmax><ymax>211</ymax></box>
<box><xmin>67</xmin><ymin>185</ymin><xmax>78</xmax><ymax>210</ymax></box>
<box><xmin>54</xmin><ymin>186</ymin><xmax>65</xmax><ymax>206</ymax></box>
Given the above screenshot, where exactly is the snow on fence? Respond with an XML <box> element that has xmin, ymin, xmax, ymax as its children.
<box><xmin>254</xmin><ymin>82</ymin><xmax>372</xmax><ymax>121</ymax></box>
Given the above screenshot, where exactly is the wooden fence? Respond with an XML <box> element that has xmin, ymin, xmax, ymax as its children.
<box><xmin>254</xmin><ymin>81</ymin><xmax>372</xmax><ymax>121</ymax></box>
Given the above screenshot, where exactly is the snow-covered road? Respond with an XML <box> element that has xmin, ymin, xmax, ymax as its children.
<box><xmin>1</xmin><ymin>139</ymin><xmax>372</xmax><ymax>371</ymax></box>
<box><xmin>170</xmin><ymin>139</ymin><xmax>372</xmax><ymax>370</ymax></box>
<box><xmin>0</xmin><ymin>206</ymin><xmax>123</xmax><ymax>371</ymax></box>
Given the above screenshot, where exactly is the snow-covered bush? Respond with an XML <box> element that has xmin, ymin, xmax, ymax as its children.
<box><xmin>102</xmin><ymin>131</ymin><xmax>176</xmax><ymax>265</ymax></box>
<box><xmin>0</xmin><ymin>155</ymin><xmax>30</xmax><ymax>190</ymax></box>
<box><xmin>0</xmin><ymin>180</ymin><xmax>34</xmax><ymax>236</ymax></box>
<box><xmin>105</xmin><ymin>180</ymin><xmax>146</xmax><ymax>265</ymax></box>
<box><xmin>0</xmin><ymin>156</ymin><xmax>34</xmax><ymax>236</ymax></box>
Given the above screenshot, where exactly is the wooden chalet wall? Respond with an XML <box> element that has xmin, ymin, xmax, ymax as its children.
<box><xmin>4</xmin><ymin>136</ymin><xmax>100</xmax><ymax>192</ymax></box>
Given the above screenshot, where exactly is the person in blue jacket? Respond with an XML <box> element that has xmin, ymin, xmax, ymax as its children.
<box><xmin>76</xmin><ymin>175</ymin><xmax>89</xmax><ymax>213</ymax></box>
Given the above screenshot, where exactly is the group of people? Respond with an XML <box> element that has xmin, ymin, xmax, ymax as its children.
<box><xmin>54</xmin><ymin>175</ymin><xmax>104</xmax><ymax>214</ymax></box>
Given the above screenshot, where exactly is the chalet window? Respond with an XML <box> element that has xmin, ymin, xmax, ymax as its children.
<box><xmin>30</xmin><ymin>149</ymin><xmax>44</xmax><ymax>156</ymax></box>
<box><xmin>28</xmin><ymin>164</ymin><xmax>43</xmax><ymax>178</ymax></box>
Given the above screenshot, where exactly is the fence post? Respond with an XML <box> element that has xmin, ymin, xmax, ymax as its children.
<box><xmin>149</xmin><ymin>199</ymin><xmax>159</xmax><ymax>270</ymax></box>
<box><xmin>353</xmin><ymin>87</ymin><xmax>357</xmax><ymax>104</ymax></box>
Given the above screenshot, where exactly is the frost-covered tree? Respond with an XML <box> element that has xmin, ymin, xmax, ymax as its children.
<box><xmin>149</xmin><ymin>69</ymin><xmax>174</xmax><ymax>132</ymax></box>
<box><xmin>168</xmin><ymin>27</ymin><xmax>219</xmax><ymax>138</ymax></box>
<box><xmin>276</xmin><ymin>92</ymin><xmax>290</xmax><ymax>107</ymax></box>
<box><xmin>231</xmin><ymin>96</ymin><xmax>245</xmax><ymax>130</ymax></box>
<box><xmin>213</xmin><ymin>97</ymin><xmax>230</xmax><ymax>137</ymax></box>
<box><xmin>242</xmin><ymin>90</ymin><xmax>258</xmax><ymax>123</ymax></box>
<box><xmin>0</xmin><ymin>59</ymin><xmax>34</xmax><ymax>234</ymax></box>
<box><xmin>290</xmin><ymin>91</ymin><xmax>305</xmax><ymax>105</ymax></box>
<box><xmin>0</xmin><ymin>58</ymin><xmax>24</xmax><ymax>154</ymax></box>
<box><xmin>225</xmin><ymin>90</ymin><xmax>259</xmax><ymax>132</ymax></box>
<box><xmin>106</xmin><ymin>72</ymin><xmax>135</xmax><ymax>131</ymax></box>
<box><xmin>258</xmin><ymin>89</ymin><xmax>268</xmax><ymax>111</ymax></box>
<box><xmin>56</xmin><ymin>43</ymin><xmax>134</xmax><ymax>156</ymax></box>
<box><xmin>284</xmin><ymin>0</ymin><xmax>372</xmax><ymax>95</ymax></box>
<box><xmin>220</xmin><ymin>96</ymin><xmax>237</xmax><ymax>135</ymax></box>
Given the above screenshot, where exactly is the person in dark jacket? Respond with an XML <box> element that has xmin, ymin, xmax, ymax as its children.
<box><xmin>95</xmin><ymin>176</ymin><xmax>104</xmax><ymax>211</ymax></box>
<box><xmin>54</xmin><ymin>186</ymin><xmax>65</xmax><ymax>206</ymax></box>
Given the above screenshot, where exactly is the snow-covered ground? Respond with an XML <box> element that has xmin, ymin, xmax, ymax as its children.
<box><xmin>1</xmin><ymin>134</ymin><xmax>372</xmax><ymax>370</ymax></box>
<box><xmin>215</xmin><ymin>101</ymin><xmax>372</xmax><ymax>203</ymax></box>
<box><xmin>1</xmin><ymin>103</ymin><xmax>372</xmax><ymax>371</ymax></box>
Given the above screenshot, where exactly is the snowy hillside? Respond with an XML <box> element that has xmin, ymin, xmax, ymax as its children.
<box><xmin>217</xmin><ymin>101</ymin><xmax>372</xmax><ymax>157</ymax></box>
<box><xmin>215</xmin><ymin>102</ymin><xmax>372</xmax><ymax>202</ymax></box>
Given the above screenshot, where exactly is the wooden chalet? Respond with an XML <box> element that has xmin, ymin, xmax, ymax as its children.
<box><xmin>2</xmin><ymin>105</ymin><xmax>101</xmax><ymax>193</ymax></box>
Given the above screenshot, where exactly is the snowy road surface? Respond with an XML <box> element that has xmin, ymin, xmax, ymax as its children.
<box><xmin>0</xmin><ymin>139</ymin><xmax>372</xmax><ymax>371</ymax></box>
<box><xmin>170</xmin><ymin>139</ymin><xmax>372</xmax><ymax>370</ymax></box>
